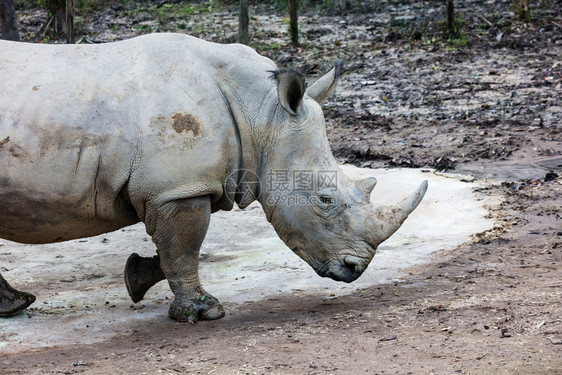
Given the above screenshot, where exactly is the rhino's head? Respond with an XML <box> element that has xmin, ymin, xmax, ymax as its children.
<box><xmin>258</xmin><ymin>61</ymin><xmax>428</xmax><ymax>283</ymax></box>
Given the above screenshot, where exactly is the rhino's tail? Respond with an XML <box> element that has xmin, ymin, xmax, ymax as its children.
<box><xmin>0</xmin><ymin>273</ymin><xmax>36</xmax><ymax>317</ymax></box>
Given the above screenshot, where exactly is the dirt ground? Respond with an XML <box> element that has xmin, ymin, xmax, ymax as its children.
<box><xmin>1</xmin><ymin>0</ymin><xmax>561</xmax><ymax>374</ymax></box>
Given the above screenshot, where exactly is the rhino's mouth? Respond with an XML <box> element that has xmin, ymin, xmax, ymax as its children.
<box><xmin>294</xmin><ymin>245</ymin><xmax>367</xmax><ymax>283</ymax></box>
<box><xmin>326</xmin><ymin>265</ymin><xmax>360</xmax><ymax>283</ymax></box>
<box><xmin>320</xmin><ymin>256</ymin><xmax>365</xmax><ymax>283</ymax></box>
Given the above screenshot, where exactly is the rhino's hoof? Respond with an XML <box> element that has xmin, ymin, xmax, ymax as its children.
<box><xmin>168</xmin><ymin>296</ymin><xmax>225</xmax><ymax>323</ymax></box>
<box><xmin>0</xmin><ymin>289</ymin><xmax>36</xmax><ymax>318</ymax></box>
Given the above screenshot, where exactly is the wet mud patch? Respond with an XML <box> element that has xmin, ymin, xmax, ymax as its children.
<box><xmin>0</xmin><ymin>167</ymin><xmax>498</xmax><ymax>353</ymax></box>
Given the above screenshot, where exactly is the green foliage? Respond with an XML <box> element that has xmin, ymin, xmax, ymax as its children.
<box><xmin>313</xmin><ymin>0</ymin><xmax>341</xmax><ymax>11</ymax></box>
<box><xmin>510</xmin><ymin>0</ymin><xmax>531</xmax><ymax>22</ymax></box>
<box><xmin>273</xmin><ymin>0</ymin><xmax>313</xmax><ymax>11</ymax></box>
<box><xmin>32</xmin><ymin>0</ymin><xmax>225</xmax><ymax>17</ymax></box>
<box><xmin>75</xmin><ymin>0</ymin><xmax>104</xmax><ymax>13</ymax></box>
<box><xmin>124</xmin><ymin>1</ymin><xmax>222</xmax><ymax>28</ymax></box>
<box><xmin>251</xmin><ymin>40</ymin><xmax>284</xmax><ymax>59</ymax></box>
<box><xmin>447</xmin><ymin>31</ymin><xmax>467</xmax><ymax>48</ymax></box>
<box><xmin>387</xmin><ymin>16</ymin><xmax>434</xmax><ymax>44</ymax></box>
<box><xmin>444</xmin><ymin>12</ymin><xmax>467</xmax><ymax>47</ymax></box>
<box><xmin>275</xmin><ymin>0</ymin><xmax>288</xmax><ymax>9</ymax></box>
<box><xmin>32</xmin><ymin>0</ymin><xmax>106</xmax><ymax>15</ymax></box>
<box><xmin>37</xmin><ymin>0</ymin><xmax>64</xmax><ymax>14</ymax></box>
<box><xmin>151</xmin><ymin>2</ymin><xmax>199</xmax><ymax>22</ymax></box>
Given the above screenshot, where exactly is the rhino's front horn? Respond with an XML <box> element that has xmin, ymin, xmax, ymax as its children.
<box><xmin>396</xmin><ymin>179</ymin><xmax>428</xmax><ymax>222</ymax></box>
<box><xmin>368</xmin><ymin>180</ymin><xmax>428</xmax><ymax>247</ymax></box>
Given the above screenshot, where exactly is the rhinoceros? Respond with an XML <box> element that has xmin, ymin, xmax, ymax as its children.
<box><xmin>0</xmin><ymin>33</ymin><xmax>427</xmax><ymax>322</ymax></box>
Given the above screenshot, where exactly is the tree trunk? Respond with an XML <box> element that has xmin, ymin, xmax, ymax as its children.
<box><xmin>288</xmin><ymin>0</ymin><xmax>298</xmax><ymax>47</ymax></box>
<box><xmin>66</xmin><ymin>0</ymin><xmax>74</xmax><ymax>43</ymax></box>
<box><xmin>53</xmin><ymin>2</ymin><xmax>66</xmax><ymax>34</ymax></box>
<box><xmin>238</xmin><ymin>0</ymin><xmax>249</xmax><ymax>45</ymax></box>
<box><xmin>0</xmin><ymin>0</ymin><xmax>19</xmax><ymax>41</ymax></box>
<box><xmin>41</xmin><ymin>0</ymin><xmax>74</xmax><ymax>42</ymax></box>
<box><xmin>517</xmin><ymin>0</ymin><xmax>531</xmax><ymax>22</ymax></box>
<box><xmin>446</xmin><ymin>0</ymin><xmax>455</xmax><ymax>38</ymax></box>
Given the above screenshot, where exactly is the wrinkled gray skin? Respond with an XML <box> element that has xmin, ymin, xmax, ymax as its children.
<box><xmin>0</xmin><ymin>34</ymin><xmax>427</xmax><ymax>322</ymax></box>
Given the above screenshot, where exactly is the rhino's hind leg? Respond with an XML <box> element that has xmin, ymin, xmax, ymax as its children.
<box><xmin>0</xmin><ymin>274</ymin><xmax>36</xmax><ymax>317</ymax></box>
<box><xmin>124</xmin><ymin>253</ymin><xmax>166</xmax><ymax>303</ymax></box>
<box><xmin>148</xmin><ymin>196</ymin><xmax>225</xmax><ymax>323</ymax></box>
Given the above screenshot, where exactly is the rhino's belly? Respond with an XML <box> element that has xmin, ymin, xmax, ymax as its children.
<box><xmin>0</xmin><ymin>135</ymin><xmax>139</xmax><ymax>244</ymax></box>
<box><xmin>0</xmin><ymin>199</ymin><xmax>137</xmax><ymax>244</ymax></box>
<box><xmin>0</xmin><ymin>175</ymin><xmax>139</xmax><ymax>244</ymax></box>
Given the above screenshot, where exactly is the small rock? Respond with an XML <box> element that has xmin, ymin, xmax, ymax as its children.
<box><xmin>379</xmin><ymin>335</ymin><xmax>397</xmax><ymax>342</ymax></box>
<box><xmin>433</xmin><ymin>156</ymin><xmax>457</xmax><ymax>171</ymax></box>
<box><xmin>502</xmin><ymin>181</ymin><xmax>522</xmax><ymax>192</ymax></box>
<box><xmin>544</xmin><ymin>172</ymin><xmax>558</xmax><ymax>182</ymax></box>
<box><xmin>501</xmin><ymin>328</ymin><xmax>512</xmax><ymax>338</ymax></box>
<box><xmin>551</xmin><ymin>339</ymin><xmax>562</xmax><ymax>345</ymax></box>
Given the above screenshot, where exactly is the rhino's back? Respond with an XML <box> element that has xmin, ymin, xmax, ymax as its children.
<box><xmin>0</xmin><ymin>34</ymin><xmax>277</xmax><ymax>244</ymax></box>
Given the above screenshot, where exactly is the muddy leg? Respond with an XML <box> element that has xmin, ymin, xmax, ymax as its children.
<box><xmin>146</xmin><ymin>196</ymin><xmax>224</xmax><ymax>323</ymax></box>
<box><xmin>0</xmin><ymin>273</ymin><xmax>36</xmax><ymax>317</ymax></box>
<box><xmin>124</xmin><ymin>253</ymin><xmax>166</xmax><ymax>303</ymax></box>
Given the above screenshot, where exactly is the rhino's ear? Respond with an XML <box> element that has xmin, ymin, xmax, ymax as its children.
<box><xmin>305</xmin><ymin>60</ymin><xmax>344</xmax><ymax>105</ymax></box>
<box><xmin>271</xmin><ymin>69</ymin><xmax>306</xmax><ymax>115</ymax></box>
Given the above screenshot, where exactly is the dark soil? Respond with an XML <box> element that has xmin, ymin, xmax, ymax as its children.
<box><xmin>2</xmin><ymin>0</ymin><xmax>561</xmax><ymax>373</ymax></box>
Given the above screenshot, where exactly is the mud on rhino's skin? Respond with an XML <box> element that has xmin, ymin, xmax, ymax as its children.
<box><xmin>0</xmin><ymin>33</ymin><xmax>427</xmax><ymax>322</ymax></box>
<box><xmin>171</xmin><ymin>112</ymin><xmax>202</xmax><ymax>137</ymax></box>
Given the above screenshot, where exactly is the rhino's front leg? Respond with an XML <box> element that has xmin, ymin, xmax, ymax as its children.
<box><xmin>148</xmin><ymin>196</ymin><xmax>224</xmax><ymax>323</ymax></box>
